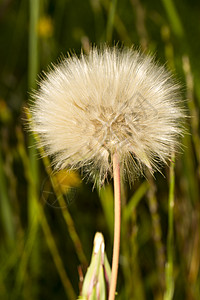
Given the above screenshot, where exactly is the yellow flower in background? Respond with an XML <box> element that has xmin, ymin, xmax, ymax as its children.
<box><xmin>53</xmin><ymin>169</ymin><xmax>81</xmax><ymax>195</ymax></box>
<box><xmin>0</xmin><ymin>99</ymin><xmax>12</xmax><ymax>123</ymax></box>
<box><xmin>38</xmin><ymin>16</ymin><xmax>53</xmax><ymax>38</ymax></box>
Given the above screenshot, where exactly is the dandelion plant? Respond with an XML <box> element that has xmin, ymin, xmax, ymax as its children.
<box><xmin>29</xmin><ymin>46</ymin><xmax>184</xmax><ymax>299</ymax></box>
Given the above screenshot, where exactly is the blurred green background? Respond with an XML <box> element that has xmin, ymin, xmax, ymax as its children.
<box><xmin>0</xmin><ymin>0</ymin><xmax>200</xmax><ymax>299</ymax></box>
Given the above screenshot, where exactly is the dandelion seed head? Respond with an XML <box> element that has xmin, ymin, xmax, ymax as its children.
<box><xmin>30</xmin><ymin>46</ymin><xmax>184</xmax><ymax>184</ymax></box>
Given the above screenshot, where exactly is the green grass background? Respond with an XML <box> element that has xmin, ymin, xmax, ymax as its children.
<box><xmin>0</xmin><ymin>0</ymin><xmax>200</xmax><ymax>299</ymax></box>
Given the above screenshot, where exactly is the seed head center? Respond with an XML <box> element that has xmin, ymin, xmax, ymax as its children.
<box><xmin>90</xmin><ymin>107</ymin><xmax>133</xmax><ymax>151</ymax></box>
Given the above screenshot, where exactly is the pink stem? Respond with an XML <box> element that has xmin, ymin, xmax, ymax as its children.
<box><xmin>109</xmin><ymin>152</ymin><xmax>121</xmax><ymax>300</ymax></box>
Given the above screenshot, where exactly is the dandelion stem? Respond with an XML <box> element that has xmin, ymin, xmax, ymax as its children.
<box><xmin>109</xmin><ymin>152</ymin><xmax>121</xmax><ymax>300</ymax></box>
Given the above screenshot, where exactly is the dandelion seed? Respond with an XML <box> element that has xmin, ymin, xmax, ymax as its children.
<box><xmin>29</xmin><ymin>46</ymin><xmax>184</xmax><ymax>185</ymax></box>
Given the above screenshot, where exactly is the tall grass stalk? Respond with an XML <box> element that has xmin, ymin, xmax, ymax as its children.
<box><xmin>182</xmin><ymin>55</ymin><xmax>200</xmax><ymax>175</ymax></box>
<box><xmin>27</xmin><ymin>0</ymin><xmax>40</xmax><ymax>296</ymax></box>
<box><xmin>164</xmin><ymin>153</ymin><xmax>175</xmax><ymax>300</ymax></box>
<box><xmin>101</xmin><ymin>0</ymin><xmax>131</xmax><ymax>43</ymax></box>
<box><xmin>0</xmin><ymin>146</ymin><xmax>14</xmax><ymax>245</ymax></box>
<box><xmin>38</xmin><ymin>201</ymin><xmax>76</xmax><ymax>300</ymax></box>
<box><xmin>161</xmin><ymin>0</ymin><xmax>184</xmax><ymax>38</ymax></box>
<box><xmin>147</xmin><ymin>178</ymin><xmax>165</xmax><ymax>296</ymax></box>
<box><xmin>130</xmin><ymin>0</ymin><xmax>149</xmax><ymax>50</ymax></box>
<box><xmin>123</xmin><ymin>181</ymin><xmax>149</xmax><ymax>221</ymax></box>
<box><xmin>12</xmin><ymin>217</ymin><xmax>39</xmax><ymax>298</ymax></box>
<box><xmin>28</xmin><ymin>0</ymin><xmax>39</xmax><ymax>89</ymax></box>
<box><xmin>129</xmin><ymin>211</ymin><xmax>145</xmax><ymax>300</ymax></box>
<box><xmin>99</xmin><ymin>184</ymin><xmax>114</xmax><ymax>238</ymax></box>
<box><xmin>28</xmin><ymin>0</ymin><xmax>40</xmax><ymax>220</ymax></box>
<box><xmin>106</xmin><ymin>0</ymin><xmax>118</xmax><ymax>43</ymax></box>
<box><xmin>121</xmin><ymin>182</ymin><xmax>148</xmax><ymax>300</ymax></box>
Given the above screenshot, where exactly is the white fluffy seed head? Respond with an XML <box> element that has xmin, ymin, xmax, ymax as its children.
<box><xmin>29</xmin><ymin>46</ymin><xmax>184</xmax><ymax>185</ymax></box>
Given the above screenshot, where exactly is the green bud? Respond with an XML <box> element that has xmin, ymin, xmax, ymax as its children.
<box><xmin>78</xmin><ymin>232</ymin><xmax>111</xmax><ymax>300</ymax></box>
